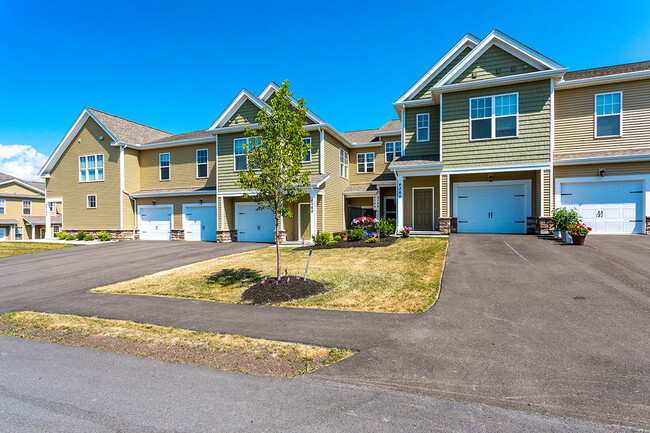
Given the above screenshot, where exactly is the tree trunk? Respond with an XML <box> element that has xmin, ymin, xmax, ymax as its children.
<box><xmin>275</xmin><ymin>216</ymin><xmax>281</xmax><ymax>281</ymax></box>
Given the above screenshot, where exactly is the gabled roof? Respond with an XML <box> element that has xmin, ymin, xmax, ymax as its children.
<box><xmin>144</xmin><ymin>129</ymin><xmax>213</xmax><ymax>145</ymax></box>
<box><xmin>434</xmin><ymin>29</ymin><xmax>565</xmax><ymax>88</ymax></box>
<box><xmin>209</xmin><ymin>89</ymin><xmax>270</xmax><ymax>130</ymax></box>
<box><xmin>0</xmin><ymin>171</ymin><xmax>45</xmax><ymax>194</ymax></box>
<box><xmin>395</xmin><ymin>33</ymin><xmax>481</xmax><ymax>103</ymax></box>
<box><xmin>341</xmin><ymin>120</ymin><xmax>401</xmax><ymax>144</ymax></box>
<box><xmin>258</xmin><ymin>82</ymin><xmax>327</xmax><ymax>125</ymax></box>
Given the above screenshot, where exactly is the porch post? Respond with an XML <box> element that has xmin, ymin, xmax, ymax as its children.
<box><xmin>376</xmin><ymin>186</ymin><xmax>381</xmax><ymax>219</ymax></box>
<box><xmin>31</xmin><ymin>224</ymin><xmax>35</xmax><ymax>240</ymax></box>
<box><xmin>310</xmin><ymin>190</ymin><xmax>318</xmax><ymax>239</ymax></box>
<box><xmin>396</xmin><ymin>173</ymin><xmax>404</xmax><ymax>231</ymax></box>
<box><xmin>45</xmin><ymin>201</ymin><xmax>52</xmax><ymax>238</ymax></box>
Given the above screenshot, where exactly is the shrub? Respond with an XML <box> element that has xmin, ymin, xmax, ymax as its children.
<box><xmin>327</xmin><ymin>240</ymin><xmax>338</xmax><ymax>246</ymax></box>
<box><xmin>75</xmin><ymin>231</ymin><xmax>87</xmax><ymax>241</ymax></box>
<box><xmin>349</xmin><ymin>228</ymin><xmax>364</xmax><ymax>241</ymax></box>
<box><xmin>84</xmin><ymin>235</ymin><xmax>95</xmax><ymax>241</ymax></box>
<box><xmin>551</xmin><ymin>208</ymin><xmax>582</xmax><ymax>231</ymax></box>
<box><xmin>65</xmin><ymin>234</ymin><xmax>76</xmax><ymax>241</ymax></box>
<box><xmin>333</xmin><ymin>235</ymin><xmax>341</xmax><ymax>242</ymax></box>
<box><xmin>96</xmin><ymin>231</ymin><xmax>112</xmax><ymax>242</ymax></box>
<box><xmin>377</xmin><ymin>218</ymin><xmax>396</xmax><ymax>237</ymax></box>
<box><xmin>55</xmin><ymin>231</ymin><xmax>67</xmax><ymax>240</ymax></box>
<box><xmin>313</xmin><ymin>231</ymin><xmax>332</xmax><ymax>246</ymax></box>
<box><xmin>365</xmin><ymin>237</ymin><xmax>379</xmax><ymax>244</ymax></box>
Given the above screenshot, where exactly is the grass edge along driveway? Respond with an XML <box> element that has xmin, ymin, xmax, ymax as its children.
<box><xmin>0</xmin><ymin>242</ymin><xmax>74</xmax><ymax>258</ymax></box>
<box><xmin>92</xmin><ymin>237</ymin><xmax>448</xmax><ymax>313</ymax></box>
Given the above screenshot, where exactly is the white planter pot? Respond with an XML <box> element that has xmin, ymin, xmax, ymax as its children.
<box><xmin>554</xmin><ymin>230</ymin><xmax>561</xmax><ymax>239</ymax></box>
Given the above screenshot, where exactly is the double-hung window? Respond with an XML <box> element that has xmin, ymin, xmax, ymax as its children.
<box><xmin>233</xmin><ymin>137</ymin><xmax>261</xmax><ymax>171</ymax></box>
<box><xmin>196</xmin><ymin>149</ymin><xmax>208</xmax><ymax>178</ymax></box>
<box><xmin>159</xmin><ymin>153</ymin><xmax>170</xmax><ymax>180</ymax></box>
<box><xmin>15</xmin><ymin>227</ymin><xmax>23</xmax><ymax>240</ymax></box>
<box><xmin>339</xmin><ymin>148</ymin><xmax>349</xmax><ymax>179</ymax></box>
<box><xmin>302</xmin><ymin>137</ymin><xmax>312</xmax><ymax>162</ymax></box>
<box><xmin>87</xmin><ymin>195</ymin><xmax>97</xmax><ymax>209</ymax></box>
<box><xmin>79</xmin><ymin>154</ymin><xmax>104</xmax><ymax>182</ymax></box>
<box><xmin>470</xmin><ymin>93</ymin><xmax>518</xmax><ymax>140</ymax></box>
<box><xmin>416</xmin><ymin>113</ymin><xmax>429</xmax><ymax>142</ymax></box>
<box><xmin>595</xmin><ymin>92</ymin><xmax>622</xmax><ymax>137</ymax></box>
<box><xmin>357</xmin><ymin>152</ymin><xmax>375</xmax><ymax>173</ymax></box>
<box><xmin>0</xmin><ymin>199</ymin><xmax>4</xmax><ymax>215</ymax></box>
<box><xmin>22</xmin><ymin>200</ymin><xmax>31</xmax><ymax>215</ymax></box>
<box><xmin>385</xmin><ymin>141</ymin><xmax>402</xmax><ymax>163</ymax></box>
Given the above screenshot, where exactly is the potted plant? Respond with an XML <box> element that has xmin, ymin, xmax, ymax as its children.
<box><xmin>568</xmin><ymin>223</ymin><xmax>592</xmax><ymax>245</ymax></box>
<box><xmin>340</xmin><ymin>231</ymin><xmax>348</xmax><ymax>241</ymax></box>
<box><xmin>399</xmin><ymin>226</ymin><xmax>412</xmax><ymax>238</ymax></box>
<box><xmin>551</xmin><ymin>208</ymin><xmax>582</xmax><ymax>242</ymax></box>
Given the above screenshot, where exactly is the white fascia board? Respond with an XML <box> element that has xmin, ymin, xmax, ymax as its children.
<box><xmin>435</xmin><ymin>30</ymin><xmax>565</xmax><ymax>88</ymax></box>
<box><xmin>131</xmin><ymin>190</ymin><xmax>216</xmax><ymax>198</ymax></box>
<box><xmin>126</xmin><ymin>136</ymin><xmax>214</xmax><ymax>150</ymax></box>
<box><xmin>441</xmin><ymin>162</ymin><xmax>551</xmax><ymax>175</ymax></box>
<box><xmin>0</xmin><ymin>179</ymin><xmax>45</xmax><ymax>194</ymax></box>
<box><xmin>395</xmin><ymin>33</ymin><xmax>480</xmax><ymax>103</ymax></box>
<box><xmin>555</xmin><ymin>70</ymin><xmax>650</xmax><ymax>89</ymax></box>
<box><xmin>434</xmin><ymin>69</ymin><xmax>567</xmax><ymax>94</ymax></box>
<box><xmin>343</xmin><ymin>191</ymin><xmax>378</xmax><ymax>197</ymax></box>
<box><xmin>389</xmin><ymin>163</ymin><xmax>445</xmax><ymax>172</ymax></box>
<box><xmin>217</xmin><ymin>191</ymin><xmax>255</xmax><ymax>198</ymax></box>
<box><xmin>0</xmin><ymin>193</ymin><xmax>46</xmax><ymax>199</ymax></box>
<box><xmin>374</xmin><ymin>130</ymin><xmax>401</xmax><ymax>137</ymax></box>
<box><xmin>553</xmin><ymin>154</ymin><xmax>650</xmax><ymax>165</ymax></box>
<box><xmin>313</xmin><ymin>174</ymin><xmax>330</xmax><ymax>188</ymax></box>
<box><xmin>371</xmin><ymin>180</ymin><xmax>397</xmax><ymax>186</ymax></box>
<box><xmin>349</xmin><ymin>142</ymin><xmax>383</xmax><ymax>148</ymax></box>
<box><xmin>257</xmin><ymin>81</ymin><xmax>327</xmax><ymax>125</ymax></box>
<box><xmin>209</xmin><ymin>89</ymin><xmax>269</xmax><ymax>130</ymax></box>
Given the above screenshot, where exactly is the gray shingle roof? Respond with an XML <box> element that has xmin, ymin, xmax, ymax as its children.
<box><xmin>377</xmin><ymin>119</ymin><xmax>401</xmax><ymax>134</ymax></box>
<box><xmin>371</xmin><ymin>172</ymin><xmax>396</xmax><ymax>183</ymax></box>
<box><xmin>0</xmin><ymin>171</ymin><xmax>45</xmax><ymax>192</ymax></box>
<box><xmin>87</xmin><ymin>108</ymin><xmax>172</xmax><ymax>145</ymax></box>
<box><xmin>555</xmin><ymin>148</ymin><xmax>650</xmax><ymax>161</ymax></box>
<box><xmin>389</xmin><ymin>155</ymin><xmax>441</xmax><ymax>168</ymax></box>
<box><xmin>342</xmin><ymin>119</ymin><xmax>401</xmax><ymax>144</ymax></box>
<box><xmin>344</xmin><ymin>183</ymin><xmax>377</xmax><ymax>193</ymax></box>
<box><xmin>308</xmin><ymin>173</ymin><xmax>330</xmax><ymax>186</ymax></box>
<box><xmin>145</xmin><ymin>129</ymin><xmax>213</xmax><ymax>145</ymax></box>
<box><xmin>564</xmin><ymin>60</ymin><xmax>650</xmax><ymax>81</ymax></box>
<box><xmin>0</xmin><ymin>219</ymin><xmax>20</xmax><ymax>224</ymax></box>
<box><xmin>23</xmin><ymin>215</ymin><xmax>62</xmax><ymax>225</ymax></box>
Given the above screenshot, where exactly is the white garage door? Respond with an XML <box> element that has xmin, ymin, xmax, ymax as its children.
<box><xmin>559</xmin><ymin>181</ymin><xmax>644</xmax><ymax>234</ymax></box>
<box><xmin>456</xmin><ymin>183</ymin><xmax>528</xmax><ymax>233</ymax></box>
<box><xmin>184</xmin><ymin>205</ymin><xmax>216</xmax><ymax>241</ymax></box>
<box><xmin>235</xmin><ymin>203</ymin><xmax>276</xmax><ymax>242</ymax></box>
<box><xmin>139</xmin><ymin>206</ymin><xmax>172</xmax><ymax>240</ymax></box>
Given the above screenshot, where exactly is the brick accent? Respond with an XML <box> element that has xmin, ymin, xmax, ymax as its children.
<box><xmin>438</xmin><ymin>217</ymin><xmax>457</xmax><ymax>234</ymax></box>
<box><xmin>171</xmin><ymin>230</ymin><xmax>185</xmax><ymax>241</ymax></box>
<box><xmin>527</xmin><ymin>217</ymin><xmax>553</xmax><ymax>235</ymax></box>
<box><xmin>217</xmin><ymin>230</ymin><xmax>237</xmax><ymax>243</ymax></box>
<box><xmin>61</xmin><ymin>229</ymin><xmax>135</xmax><ymax>240</ymax></box>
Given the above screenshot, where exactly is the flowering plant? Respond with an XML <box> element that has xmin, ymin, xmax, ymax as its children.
<box><xmin>400</xmin><ymin>226</ymin><xmax>412</xmax><ymax>238</ymax></box>
<box><xmin>351</xmin><ymin>216</ymin><xmax>378</xmax><ymax>231</ymax></box>
<box><xmin>567</xmin><ymin>223</ymin><xmax>592</xmax><ymax>236</ymax></box>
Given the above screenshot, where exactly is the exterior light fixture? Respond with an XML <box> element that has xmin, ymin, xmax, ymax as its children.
<box><xmin>199</xmin><ymin>198</ymin><xmax>203</xmax><ymax>204</ymax></box>
<box><xmin>488</xmin><ymin>175</ymin><xmax>494</xmax><ymax>182</ymax></box>
<box><xmin>599</xmin><ymin>169</ymin><xmax>606</xmax><ymax>177</ymax></box>
<box><xmin>152</xmin><ymin>200</ymin><xmax>156</xmax><ymax>205</ymax></box>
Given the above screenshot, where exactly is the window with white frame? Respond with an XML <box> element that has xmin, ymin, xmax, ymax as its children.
<box><xmin>385</xmin><ymin>141</ymin><xmax>402</xmax><ymax>163</ymax></box>
<box><xmin>302</xmin><ymin>137</ymin><xmax>312</xmax><ymax>162</ymax></box>
<box><xmin>196</xmin><ymin>149</ymin><xmax>208</xmax><ymax>178</ymax></box>
<box><xmin>15</xmin><ymin>226</ymin><xmax>23</xmax><ymax>240</ymax></box>
<box><xmin>0</xmin><ymin>199</ymin><xmax>4</xmax><ymax>215</ymax></box>
<box><xmin>470</xmin><ymin>93</ymin><xmax>518</xmax><ymax>140</ymax></box>
<box><xmin>416</xmin><ymin>113</ymin><xmax>429</xmax><ymax>142</ymax></box>
<box><xmin>22</xmin><ymin>200</ymin><xmax>31</xmax><ymax>215</ymax></box>
<box><xmin>339</xmin><ymin>148</ymin><xmax>349</xmax><ymax>179</ymax></box>
<box><xmin>233</xmin><ymin>137</ymin><xmax>261</xmax><ymax>170</ymax></box>
<box><xmin>595</xmin><ymin>92</ymin><xmax>622</xmax><ymax>137</ymax></box>
<box><xmin>357</xmin><ymin>152</ymin><xmax>375</xmax><ymax>173</ymax></box>
<box><xmin>79</xmin><ymin>154</ymin><xmax>104</xmax><ymax>182</ymax></box>
<box><xmin>87</xmin><ymin>195</ymin><xmax>97</xmax><ymax>209</ymax></box>
<box><xmin>53</xmin><ymin>225</ymin><xmax>60</xmax><ymax>234</ymax></box>
<box><xmin>159</xmin><ymin>153</ymin><xmax>170</xmax><ymax>180</ymax></box>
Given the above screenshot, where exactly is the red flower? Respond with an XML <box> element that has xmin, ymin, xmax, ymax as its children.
<box><xmin>588</xmin><ymin>227</ymin><xmax>592</xmax><ymax>231</ymax></box>
<box><xmin>567</xmin><ymin>224</ymin><xmax>572</xmax><ymax>228</ymax></box>
<box><xmin>573</xmin><ymin>228</ymin><xmax>577</xmax><ymax>233</ymax></box>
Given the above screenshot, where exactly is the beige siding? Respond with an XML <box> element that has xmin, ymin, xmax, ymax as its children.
<box><xmin>404</xmin><ymin>105</ymin><xmax>440</xmax><ymax>157</ymax></box>
<box><xmin>554</xmin><ymin>161</ymin><xmax>650</xmax><ymax>179</ymax></box>
<box><xmin>0</xmin><ymin>183</ymin><xmax>43</xmax><ymax>195</ymax></box>
<box><xmin>46</xmin><ymin>118</ymin><xmax>121</xmax><ymax>230</ymax></box>
<box><xmin>0</xmin><ymin>195</ymin><xmax>46</xmax><ymax>239</ymax></box>
<box><xmin>123</xmin><ymin>148</ymin><xmax>140</xmax><ymax>230</ymax></box>
<box><xmin>348</xmin><ymin>133</ymin><xmax>400</xmax><ymax>185</ymax></box>
<box><xmin>403</xmin><ymin>176</ymin><xmax>440</xmax><ymax>228</ymax></box>
<box><xmin>413</xmin><ymin>47</ymin><xmax>474</xmax><ymax>100</ymax></box>
<box><xmin>139</xmin><ymin>143</ymin><xmax>216</xmax><ymax>190</ymax></box>
<box><xmin>555</xmin><ymin>79</ymin><xmax>650</xmax><ymax>154</ymax></box>
<box><xmin>136</xmin><ymin>196</ymin><xmax>215</xmax><ymax>230</ymax></box>
<box><xmin>440</xmin><ymin>175</ymin><xmax>449</xmax><ymax>217</ymax></box>
<box><xmin>454</xmin><ymin>45</ymin><xmax>536</xmax><ymax>84</ymax></box>
<box><xmin>323</xmin><ymin>132</ymin><xmax>349</xmax><ymax>233</ymax></box>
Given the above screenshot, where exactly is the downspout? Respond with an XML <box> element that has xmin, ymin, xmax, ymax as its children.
<box><xmin>123</xmin><ymin>190</ymin><xmax>137</xmax><ymax>239</ymax></box>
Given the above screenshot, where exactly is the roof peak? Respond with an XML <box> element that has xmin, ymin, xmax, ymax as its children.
<box><xmin>86</xmin><ymin>107</ymin><xmax>172</xmax><ymax>136</ymax></box>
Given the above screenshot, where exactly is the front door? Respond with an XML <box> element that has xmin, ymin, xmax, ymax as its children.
<box><xmin>299</xmin><ymin>203</ymin><xmax>311</xmax><ymax>241</ymax></box>
<box><xmin>413</xmin><ymin>188</ymin><xmax>434</xmax><ymax>230</ymax></box>
<box><xmin>39</xmin><ymin>228</ymin><xmax>45</xmax><ymax>239</ymax></box>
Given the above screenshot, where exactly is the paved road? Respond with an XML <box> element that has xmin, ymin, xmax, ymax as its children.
<box><xmin>1</xmin><ymin>336</ymin><xmax>638</xmax><ymax>433</ymax></box>
<box><xmin>1</xmin><ymin>235</ymin><xmax>649</xmax><ymax>430</ymax></box>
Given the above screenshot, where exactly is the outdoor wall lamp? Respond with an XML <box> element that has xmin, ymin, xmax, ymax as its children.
<box><xmin>599</xmin><ymin>169</ymin><xmax>606</xmax><ymax>177</ymax></box>
<box><xmin>152</xmin><ymin>200</ymin><xmax>156</xmax><ymax>205</ymax></box>
<box><xmin>488</xmin><ymin>175</ymin><xmax>494</xmax><ymax>182</ymax></box>
<box><xmin>199</xmin><ymin>198</ymin><xmax>203</xmax><ymax>204</ymax></box>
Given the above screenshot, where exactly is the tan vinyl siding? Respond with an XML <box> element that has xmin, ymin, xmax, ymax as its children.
<box><xmin>404</xmin><ymin>105</ymin><xmax>440</xmax><ymax>157</ymax></box>
<box><xmin>440</xmin><ymin>175</ymin><xmax>449</xmax><ymax>217</ymax></box>
<box><xmin>554</xmin><ymin>161</ymin><xmax>650</xmax><ymax>179</ymax></box>
<box><xmin>0</xmin><ymin>196</ymin><xmax>45</xmax><ymax>239</ymax></box>
<box><xmin>139</xmin><ymin>143</ymin><xmax>216</xmax><ymax>191</ymax></box>
<box><xmin>46</xmin><ymin>117</ymin><xmax>121</xmax><ymax>230</ymax></box>
<box><xmin>454</xmin><ymin>45</ymin><xmax>537</xmax><ymax>84</ymax></box>
<box><xmin>0</xmin><ymin>183</ymin><xmax>43</xmax><ymax>195</ymax></box>
<box><xmin>543</xmin><ymin>169</ymin><xmax>551</xmax><ymax>216</ymax></box>
<box><xmin>403</xmin><ymin>176</ymin><xmax>440</xmax><ymax>229</ymax></box>
<box><xmin>123</xmin><ymin>148</ymin><xmax>140</xmax><ymax>229</ymax></box>
<box><xmin>136</xmin><ymin>196</ymin><xmax>215</xmax><ymax>230</ymax></box>
<box><xmin>413</xmin><ymin>47</ymin><xmax>474</xmax><ymax>100</ymax></box>
<box><xmin>349</xmin><ymin>147</ymin><xmax>386</xmax><ymax>184</ymax></box>
<box><xmin>555</xmin><ymin>79</ymin><xmax>650</xmax><ymax>154</ymax></box>
<box><xmin>323</xmin><ymin>132</ymin><xmax>349</xmax><ymax>233</ymax></box>
<box><xmin>442</xmin><ymin>80</ymin><xmax>551</xmax><ymax>168</ymax></box>
<box><xmin>224</xmin><ymin>100</ymin><xmax>260</xmax><ymax>127</ymax></box>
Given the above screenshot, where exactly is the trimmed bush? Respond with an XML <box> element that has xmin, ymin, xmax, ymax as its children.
<box><xmin>333</xmin><ymin>235</ymin><xmax>341</xmax><ymax>242</ymax></box>
<box><xmin>84</xmin><ymin>235</ymin><xmax>95</xmax><ymax>241</ymax></box>
<box><xmin>65</xmin><ymin>234</ymin><xmax>76</xmax><ymax>241</ymax></box>
<box><xmin>55</xmin><ymin>231</ymin><xmax>67</xmax><ymax>240</ymax></box>
<box><xmin>75</xmin><ymin>231</ymin><xmax>87</xmax><ymax>241</ymax></box>
<box><xmin>327</xmin><ymin>240</ymin><xmax>338</xmax><ymax>246</ymax></box>
<box><xmin>377</xmin><ymin>218</ymin><xmax>396</xmax><ymax>238</ymax></box>
<box><xmin>349</xmin><ymin>228</ymin><xmax>364</xmax><ymax>241</ymax></box>
<box><xmin>96</xmin><ymin>231</ymin><xmax>112</xmax><ymax>242</ymax></box>
<box><xmin>313</xmin><ymin>231</ymin><xmax>332</xmax><ymax>246</ymax></box>
<box><xmin>365</xmin><ymin>237</ymin><xmax>379</xmax><ymax>244</ymax></box>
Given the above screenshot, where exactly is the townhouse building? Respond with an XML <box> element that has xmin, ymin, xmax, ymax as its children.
<box><xmin>38</xmin><ymin>30</ymin><xmax>650</xmax><ymax>241</ymax></box>
<box><xmin>0</xmin><ymin>172</ymin><xmax>54</xmax><ymax>240</ymax></box>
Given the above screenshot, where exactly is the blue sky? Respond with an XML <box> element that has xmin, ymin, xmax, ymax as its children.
<box><xmin>1</xmin><ymin>0</ymin><xmax>649</xmax><ymax>179</ymax></box>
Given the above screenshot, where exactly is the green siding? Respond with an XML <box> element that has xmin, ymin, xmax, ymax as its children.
<box><xmin>441</xmin><ymin>80</ymin><xmax>551</xmax><ymax>168</ymax></box>
<box><xmin>454</xmin><ymin>45</ymin><xmax>536</xmax><ymax>84</ymax></box>
<box><xmin>404</xmin><ymin>105</ymin><xmax>439</xmax><ymax>157</ymax></box>
<box><xmin>217</xmin><ymin>130</ymin><xmax>321</xmax><ymax>192</ymax></box>
<box><xmin>413</xmin><ymin>47</ymin><xmax>473</xmax><ymax>100</ymax></box>
<box><xmin>224</xmin><ymin>100</ymin><xmax>261</xmax><ymax>126</ymax></box>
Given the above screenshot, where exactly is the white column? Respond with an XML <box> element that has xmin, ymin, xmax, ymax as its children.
<box><xmin>376</xmin><ymin>186</ymin><xmax>381</xmax><ymax>219</ymax></box>
<box><xmin>310</xmin><ymin>191</ymin><xmax>318</xmax><ymax>239</ymax></box>
<box><xmin>220</xmin><ymin>196</ymin><xmax>225</xmax><ymax>231</ymax></box>
<box><xmin>31</xmin><ymin>224</ymin><xmax>36</xmax><ymax>240</ymax></box>
<box><xmin>320</xmin><ymin>191</ymin><xmax>325</xmax><ymax>232</ymax></box>
<box><xmin>45</xmin><ymin>201</ymin><xmax>52</xmax><ymax>238</ymax></box>
<box><xmin>119</xmin><ymin>145</ymin><xmax>125</xmax><ymax>230</ymax></box>
<box><xmin>396</xmin><ymin>174</ymin><xmax>404</xmax><ymax>231</ymax></box>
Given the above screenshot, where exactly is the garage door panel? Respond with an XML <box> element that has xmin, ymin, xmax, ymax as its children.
<box><xmin>456</xmin><ymin>183</ymin><xmax>528</xmax><ymax>234</ymax></box>
<box><xmin>139</xmin><ymin>207</ymin><xmax>172</xmax><ymax>240</ymax></box>
<box><xmin>236</xmin><ymin>204</ymin><xmax>275</xmax><ymax>242</ymax></box>
<box><xmin>184</xmin><ymin>205</ymin><xmax>216</xmax><ymax>242</ymax></box>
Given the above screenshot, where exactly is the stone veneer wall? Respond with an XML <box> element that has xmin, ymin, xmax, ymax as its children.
<box><xmin>217</xmin><ymin>230</ymin><xmax>238</xmax><ymax>242</ymax></box>
<box><xmin>438</xmin><ymin>217</ymin><xmax>457</xmax><ymax>234</ymax></box>
<box><xmin>527</xmin><ymin>217</ymin><xmax>552</xmax><ymax>235</ymax></box>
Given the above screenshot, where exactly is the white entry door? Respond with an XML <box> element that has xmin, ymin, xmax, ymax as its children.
<box><xmin>184</xmin><ymin>205</ymin><xmax>216</xmax><ymax>241</ymax></box>
<box><xmin>455</xmin><ymin>182</ymin><xmax>530</xmax><ymax>233</ymax></box>
<box><xmin>0</xmin><ymin>228</ymin><xmax>6</xmax><ymax>241</ymax></box>
<box><xmin>558</xmin><ymin>180</ymin><xmax>644</xmax><ymax>234</ymax></box>
<box><xmin>235</xmin><ymin>203</ymin><xmax>276</xmax><ymax>242</ymax></box>
<box><xmin>139</xmin><ymin>206</ymin><xmax>173</xmax><ymax>240</ymax></box>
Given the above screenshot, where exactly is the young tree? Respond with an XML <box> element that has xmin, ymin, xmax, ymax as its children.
<box><xmin>238</xmin><ymin>80</ymin><xmax>311</xmax><ymax>280</ymax></box>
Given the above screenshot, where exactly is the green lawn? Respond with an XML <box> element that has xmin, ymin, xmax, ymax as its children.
<box><xmin>93</xmin><ymin>237</ymin><xmax>448</xmax><ymax>313</ymax></box>
<box><xmin>0</xmin><ymin>242</ymin><xmax>74</xmax><ymax>258</ymax></box>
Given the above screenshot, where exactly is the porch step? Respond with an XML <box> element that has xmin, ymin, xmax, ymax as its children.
<box><xmin>410</xmin><ymin>231</ymin><xmax>446</xmax><ymax>237</ymax></box>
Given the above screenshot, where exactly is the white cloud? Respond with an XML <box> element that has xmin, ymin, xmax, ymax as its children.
<box><xmin>0</xmin><ymin>144</ymin><xmax>48</xmax><ymax>181</ymax></box>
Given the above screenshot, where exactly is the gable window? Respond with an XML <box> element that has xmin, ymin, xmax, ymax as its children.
<box><xmin>416</xmin><ymin>113</ymin><xmax>429</xmax><ymax>142</ymax></box>
<box><xmin>385</xmin><ymin>141</ymin><xmax>403</xmax><ymax>163</ymax></box>
<box><xmin>159</xmin><ymin>153</ymin><xmax>170</xmax><ymax>181</ymax></box>
<box><xmin>22</xmin><ymin>200</ymin><xmax>31</xmax><ymax>215</ymax></box>
<box><xmin>302</xmin><ymin>137</ymin><xmax>312</xmax><ymax>162</ymax></box>
<box><xmin>15</xmin><ymin>227</ymin><xmax>23</xmax><ymax>240</ymax></box>
<box><xmin>357</xmin><ymin>152</ymin><xmax>375</xmax><ymax>173</ymax></box>
<box><xmin>339</xmin><ymin>148</ymin><xmax>349</xmax><ymax>179</ymax></box>
<box><xmin>595</xmin><ymin>92</ymin><xmax>622</xmax><ymax>137</ymax></box>
<box><xmin>196</xmin><ymin>149</ymin><xmax>208</xmax><ymax>178</ymax></box>
<box><xmin>470</xmin><ymin>93</ymin><xmax>518</xmax><ymax>140</ymax></box>
<box><xmin>87</xmin><ymin>195</ymin><xmax>97</xmax><ymax>209</ymax></box>
<box><xmin>0</xmin><ymin>199</ymin><xmax>4</xmax><ymax>215</ymax></box>
<box><xmin>79</xmin><ymin>154</ymin><xmax>104</xmax><ymax>182</ymax></box>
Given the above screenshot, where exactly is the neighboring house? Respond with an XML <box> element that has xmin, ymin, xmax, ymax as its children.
<box><xmin>39</xmin><ymin>30</ymin><xmax>650</xmax><ymax>239</ymax></box>
<box><xmin>0</xmin><ymin>172</ymin><xmax>56</xmax><ymax>240</ymax></box>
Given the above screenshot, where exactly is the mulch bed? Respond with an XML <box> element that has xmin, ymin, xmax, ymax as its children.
<box><xmin>241</xmin><ymin>277</ymin><xmax>328</xmax><ymax>304</ymax></box>
<box><xmin>298</xmin><ymin>235</ymin><xmax>398</xmax><ymax>250</ymax></box>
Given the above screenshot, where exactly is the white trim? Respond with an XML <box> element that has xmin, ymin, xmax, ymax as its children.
<box><xmin>119</xmin><ymin>145</ymin><xmax>124</xmax><ymax>230</ymax></box>
<box><xmin>298</xmin><ymin>202</ymin><xmax>311</xmax><ymax>240</ymax></box>
<box><xmin>339</xmin><ymin>148</ymin><xmax>349</xmax><ymax>179</ymax></box>
<box><xmin>555</xmin><ymin>70</ymin><xmax>650</xmax><ymax>89</ymax></box>
<box><xmin>159</xmin><ymin>152</ymin><xmax>171</xmax><ymax>181</ymax></box>
<box><xmin>78</xmin><ymin>154</ymin><xmax>105</xmax><ymax>183</ymax></box>
<box><xmin>439</xmin><ymin>94</ymin><xmax>443</xmax><ymax>162</ymax></box>
<box><xmin>452</xmin><ymin>180</ymin><xmax>533</xmax><ymax>228</ymax></box>
<box><xmin>441</xmin><ymin>162</ymin><xmax>551</xmax><ymax>175</ymax></box>
<box><xmin>374</xmin><ymin>130</ymin><xmax>401</xmax><ymax>137</ymax></box>
<box><xmin>309</xmin><ymin>191</ymin><xmax>318</xmax><ymax>239</ymax></box>
<box><xmin>302</xmin><ymin>137</ymin><xmax>312</xmax><ymax>163</ymax></box>
<box><xmin>550</xmin><ymin>79</ymin><xmax>555</xmax><ymax>211</ymax></box>
<box><xmin>319</xmin><ymin>127</ymin><xmax>325</xmax><ymax>174</ymax></box>
<box><xmin>215</xmin><ymin>134</ymin><xmax>219</xmax><ymax>230</ymax></box>
<box><xmin>0</xmin><ymin>194</ymin><xmax>46</xmax><ymax>200</ymax></box>
<box><xmin>411</xmin><ymin>187</ymin><xmax>435</xmax><ymax>230</ymax></box>
<box><xmin>396</xmin><ymin>174</ymin><xmax>404</xmax><ymax>231</ymax></box>
<box><xmin>196</xmin><ymin>148</ymin><xmax>209</xmax><ymax>179</ymax></box>
<box><xmin>371</xmin><ymin>180</ymin><xmax>397</xmax><ymax>186</ymax></box>
<box><xmin>217</xmin><ymin>191</ymin><xmax>256</xmax><ymax>198</ymax></box>
<box><xmin>129</xmin><ymin>136</ymin><xmax>214</xmax><ymax>150</ymax></box>
<box><xmin>469</xmin><ymin>92</ymin><xmax>519</xmax><ymax>141</ymax></box>
<box><xmin>349</xmin><ymin>142</ymin><xmax>383</xmax><ymax>148</ymax></box>
<box><xmin>0</xmin><ymin>179</ymin><xmax>45</xmax><ymax>195</ymax></box>
<box><xmin>594</xmin><ymin>91</ymin><xmax>623</xmax><ymax>138</ymax></box>
<box><xmin>553</xmin><ymin>153</ymin><xmax>650</xmax><ymax>165</ymax></box>
<box><xmin>395</xmin><ymin>33</ymin><xmax>480</xmax><ymax>103</ymax></box>
<box><xmin>320</xmin><ymin>190</ymin><xmax>325</xmax><ymax>232</ymax></box>
<box><xmin>392</xmin><ymin>168</ymin><xmax>445</xmax><ymax>176</ymax></box>
<box><xmin>137</xmin><ymin>204</ymin><xmax>174</xmax><ymax>239</ymax></box>
<box><xmin>22</xmin><ymin>200</ymin><xmax>32</xmax><ymax>216</ymax></box>
<box><xmin>343</xmin><ymin>191</ymin><xmax>379</xmax><ymax>198</ymax></box>
<box><xmin>86</xmin><ymin>194</ymin><xmax>97</xmax><ymax>209</ymax></box>
<box><xmin>356</xmin><ymin>152</ymin><xmax>375</xmax><ymax>174</ymax></box>
<box><xmin>131</xmin><ymin>189</ymin><xmax>216</xmax><ymax>199</ymax></box>
<box><xmin>416</xmin><ymin>113</ymin><xmax>430</xmax><ymax>142</ymax></box>
<box><xmin>182</xmin><ymin>202</ymin><xmax>217</xmax><ymax>241</ymax></box>
<box><xmin>434</xmin><ymin>69</ymin><xmax>567</xmax><ymax>94</ymax></box>
<box><xmin>383</xmin><ymin>195</ymin><xmax>396</xmax><ymax>219</ymax></box>
<box><xmin>209</xmin><ymin>89</ymin><xmax>269</xmax><ymax>130</ymax></box>
<box><xmin>446</xmin><ymin>174</ymin><xmax>451</xmax><ymax>218</ymax></box>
